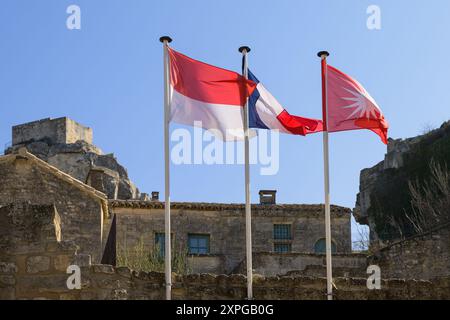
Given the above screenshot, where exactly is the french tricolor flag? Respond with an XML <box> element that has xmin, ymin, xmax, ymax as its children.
<box><xmin>169</xmin><ymin>48</ymin><xmax>257</xmax><ymax>141</ymax></box>
<box><xmin>247</xmin><ymin>70</ymin><xmax>323</xmax><ymax>135</ymax></box>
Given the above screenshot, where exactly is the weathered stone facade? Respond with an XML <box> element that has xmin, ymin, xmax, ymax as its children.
<box><xmin>2</xmin><ymin>203</ymin><xmax>450</xmax><ymax>300</ymax></box>
<box><xmin>0</xmin><ymin>149</ymin><xmax>107</xmax><ymax>263</ymax></box>
<box><xmin>111</xmin><ymin>200</ymin><xmax>353</xmax><ymax>275</ymax></box>
<box><xmin>369</xmin><ymin>224</ymin><xmax>450</xmax><ymax>280</ymax></box>
<box><xmin>243</xmin><ymin>252</ymin><xmax>367</xmax><ymax>277</ymax></box>
<box><xmin>12</xmin><ymin>117</ymin><xmax>93</xmax><ymax>146</ymax></box>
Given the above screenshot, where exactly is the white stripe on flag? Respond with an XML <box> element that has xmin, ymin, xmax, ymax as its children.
<box><xmin>254</xmin><ymin>84</ymin><xmax>290</xmax><ymax>133</ymax></box>
<box><xmin>170</xmin><ymin>88</ymin><xmax>254</xmax><ymax>141</ymax></box>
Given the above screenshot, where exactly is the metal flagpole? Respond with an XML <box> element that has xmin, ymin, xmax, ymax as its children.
<box><xmin>318</xmin><ymin>50</ymin><xmax>333</xmax><ymax>300</ymax></box>
<box><xmin>160</xmin><ymin>35</ymin><xmax>173</xmax><ymax>300</ymax></box>
<box><xmin>239</xmin><ymin>45</ymin><xmax>253</xmax><ymax>300</ymax></box>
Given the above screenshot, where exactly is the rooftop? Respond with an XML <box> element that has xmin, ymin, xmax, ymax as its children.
<box><xmin>109</xmin><ymin>199</ymin><xmax>351</xmax><ymax>216</ymax></box>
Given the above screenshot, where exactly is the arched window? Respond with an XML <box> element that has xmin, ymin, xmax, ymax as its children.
<box><xmin>314</xmin><ymin>238</ymin><xmax>337</xmax><ymax>254</ymax></box>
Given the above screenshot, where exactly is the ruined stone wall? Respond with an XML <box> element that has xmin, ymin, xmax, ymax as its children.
<box><xmin>369</xmin><ymin>226</ymin><xmax>450</xmax><ymax>280</ymax></box>
<box><xmin>188</xmin><ymin>255</ymin><xmax>227</xmax><ymax>274</ymax></box>
<box><xmin>2</xmin><ymin>203</ymin><xmax>449</xmax><ymax>300</ymax></box>
<box><xmin>5</xmin><ymin>258</ymin><xmax>450</xmax><ymax>300</ymax></box>
<box><xmin>13</xmin><ymin>264</ymin><xmax>450</xmax><ymax>300</ymax></box>
<box><xmin>12</xmin><ymin>117</ymin><xmax>93</xmax><ymax>146</ymax></box>
<box><xmin>241</xmin><ymin>252</ymin><xmax>367</xmax><ymax>277</ymax></box>
<box><xmin>65</xmin><ymin>118</ymin><xmax>93</xmax><ymax>145</ymax></box>
<box><xmin>0</xmin><ymin>202</ymin><xmax>79</xmax><ymax>299</ymax></box>
<box><xmin>112</xmin><ymin>205</ymin><xmax>352</xmax><ymax>274</ymax></box>
<box><xmin>0</xmin><ymin>158</ymin><xmax>104</xmax><ymax>262</ymax></box>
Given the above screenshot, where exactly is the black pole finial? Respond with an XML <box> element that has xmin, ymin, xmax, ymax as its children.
<box><xmin>317</xmin><ymin>51</ymin><xmax>330</xmax><ymax>58</ymax></box>
<box><xmin>239</xmin><ymin>46</ymin><xmax>251</xmax><ymax>53</ymax></box>
<box><xmin>159</xmin><ymin>36</ymin><xmax>173</xmax><ymax>43</ymax></box>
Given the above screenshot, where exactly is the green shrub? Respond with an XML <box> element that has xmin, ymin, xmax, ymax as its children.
<box><xmin>116</xmin><ymin>237</ymin><xmax>192</xmax><ymax>274</ymax></box>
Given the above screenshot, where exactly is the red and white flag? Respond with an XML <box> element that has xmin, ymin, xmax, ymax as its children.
<box><xmin>326</xmin><ymin>65</ymin><xmax>389</xmax><ymax>144</ymax></box>
<box><xmin>169</xmin><ymin>48</ymin><xmax>256</xmax><ymax>141</ymax></box>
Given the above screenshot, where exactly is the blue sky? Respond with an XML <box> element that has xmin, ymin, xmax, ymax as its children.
<box><xmin>1</xmin><ymin>1</ymin><xmax>449</xmax><ymax>243</ymax></box>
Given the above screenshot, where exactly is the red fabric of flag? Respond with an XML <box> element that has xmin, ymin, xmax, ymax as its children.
<box><xmin>326</xmin><ymin>65</ymin><xmax>389</xmax><ymax>144</ymax></box>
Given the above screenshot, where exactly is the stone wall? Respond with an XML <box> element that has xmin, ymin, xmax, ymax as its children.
<box><xmin>2</xmin><ymin>201</ymin><xmax>450</xmax><ymax>300</ymax></box>
<box><xmin>5</xmin><ymin>258</ymin><xmax>450</xmax><ymax>300</ymax></box>
<box><xmin>111</xmin><ymin>202</ymin><xmax>352</xmax><ymax>274</ymax></box>
<box><xmin>0</xmin><ymin>154</ymin><xmax>105</xmax><ymax>262</ymax></box>
<box><xmin>369</xmin><ymin>226</ymin><xmax>450</xmax><ymax>280</ymax></box>
<box><xmin>0</xmin><ymin>202</ymin><xmax>80</xmax><ymax>299</ymax></box>
<box><xmin>12</xmin><ymin>117</ymin><xmax>93</xmax><ymax>146</ymax></box>
<box><xmin>66</xmin><ymin>269</ymin><xmax>450</xmax><ymax>300</ymax></box>
<box><xmin>237</xmin><ymin>252</ymin><xmax>367</xmax><ymax>277</ymax></box>
<box><xmin>189</xmin><ymin>255</ymin><xmax>226</xmax><ymax>274</ymax></box>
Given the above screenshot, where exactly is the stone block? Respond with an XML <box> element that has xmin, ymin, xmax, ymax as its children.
<box><xmin>73</xmin><ymin>254</ymin><xmax>91</xmax><ymax>267</ymax></box>
<box><xmin>0</xmin><ymin>275</ymin><xmax>16</xmax><ymax>286</ymax></box>
<box><xmin>116</xmin><ymin>267</ymin><xmax>132</xmax><ymax>279</ymax></box>
<box><xmin>92</xmin><ymin>264</ymin><xmax>115</xmax><ymax>274</ymax></box>
<box><xmin>0</xmin><ymin>262</ymin><xmax>18</xmax><ymax>274</ymax></box>
<box><xmin>59</xmin><ymin>293</ymin><xmax>78</xmax><ymax>300</ymax></box>
<box><xmin>54</xmin><ymin>255</ymin><xmax>72</xmax><ymax>272</ymax></box>
<box><xmin>26</xmin><ymin>256</ymin><xmax>50</xmax><ymax>274</ymax></box>
<box><xmin>15</xmin><ymin>274</ymin><xmax>69</xmax><ymax>296</ymax></box>
<box><xmin>0</xmin><ymin>287</ymin><xmax>15</xmax><ymax>299</ymax></box>
<box><xmin>111</xmin><ymin>289</ymin><xmax>128</xmax><ymax>300</ymax></box>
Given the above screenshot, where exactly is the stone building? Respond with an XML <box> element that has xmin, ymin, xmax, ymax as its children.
<box><xmin>110</xmin><ymin>192</ymin><xmax>355</xmax><ymax>274</ymax></box>
<box><xmin>0</xmin><ymin>148</ymin><xmax>108</xmax><ymax>263</ymax></box>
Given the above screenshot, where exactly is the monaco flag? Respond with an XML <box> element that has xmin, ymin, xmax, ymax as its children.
<box><xmin>247</xmin><ymin>69</ymin><xmax>323</xmax><ymax>135</ymax></box>
<box><xmin>168</xmin><ymin>48</ymin><xmax>256</xmax><ymax>141</ymax></box>
<box><xmin>326</xmin><ymin>65</ymin><xmax>389</xmax><ymax>144</ymax></box>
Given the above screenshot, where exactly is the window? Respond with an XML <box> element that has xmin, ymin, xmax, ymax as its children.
<box><xmin>273</xmin><ymin>224</ymin><xmax>292</xmax><ymax>240</ymax></box>
<box><xmin>274</xmin><ymin>243</ymin><xmax>292</xmax><ymax>253</ymax></box>
<box><xmin>273</xmin><ymin>224</ymin><xmax>292</xmax><ymax>253</ymax></box>
<box><xmin>155</xmin><ymin>232</ymin><xmax>165</xmax><ymax>256</ymax></box>
<box><xmin>155</xmin><ymin>233</ymin><xmax>174</xmax><ymax>257</ymax></box>
<box><xmin>188</xmin><ymin>234</ymin><xmax>210</xmax><ymax>255</ymax></box>
<box><xmin>314</xmin><ymin>238</ymin><xmax>337</xmax><ymax>254</ymax></box>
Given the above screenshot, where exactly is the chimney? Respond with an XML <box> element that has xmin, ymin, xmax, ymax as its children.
<box><xmin>151</xmin><ymin>191</ymin><xmax>160</xmax><ymax>202</ymax></box>
<box><xmin>259</xmin><ymin>190</ymin><xmax>276</xmax><ymax>205</ymax></box>
<box><xmin>139</xmin><ymin>193</ymin><xmax>150</xmax><ymax>201</ymax></box>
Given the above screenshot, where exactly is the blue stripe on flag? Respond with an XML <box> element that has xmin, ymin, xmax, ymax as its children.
<box><xmin>247</xmin><ymin>70</ymin><xmax>269</xmax><ymax>130</ymax></box>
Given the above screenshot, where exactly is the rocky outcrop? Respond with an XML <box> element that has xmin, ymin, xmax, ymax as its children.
<box><xmin>5</xmin><ymin>138</ymin><xmax>140</xmax><ymax>200</ymax></box>
<box><xmin>354</xmin><ymin>120</ymin><xmax>450</xmax><ymax>243</ymax></box>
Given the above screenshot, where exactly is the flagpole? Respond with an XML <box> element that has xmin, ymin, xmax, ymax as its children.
<box><xmin>160</xmin><ymin>35</ymin><xmax>173</xmax><ymax>300</ymax></box>
<box><xmin>239</xmin><ymin>45</ymin><xmax>253</xmax><ymax>300</ymax></box>
<box><xmin>318</xmin><ymin>50</ymin><xmax>333</xmax><ymax>300</ymax></box>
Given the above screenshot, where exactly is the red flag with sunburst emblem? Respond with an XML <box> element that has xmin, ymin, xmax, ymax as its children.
<box><xmin>326</xmin><ymin>65</ymin><xmax>389</xmax><ymax>144</ymax></box>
